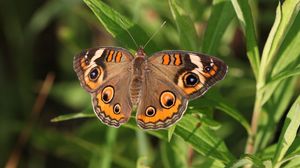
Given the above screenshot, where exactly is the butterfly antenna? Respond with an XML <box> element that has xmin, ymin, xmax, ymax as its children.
<box><xmin>143</xmin><ymin>21</ymin><xmax>166</xmax><ymax>49</ymax></box>
<box><xmin>125</xmin><ymin>28</ymin><xmax>139</xmax><ymax>49</ymax></box>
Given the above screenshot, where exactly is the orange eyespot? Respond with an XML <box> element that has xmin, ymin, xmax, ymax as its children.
<box><xmin>113</xmin><ymin>103</ymin><xmax>121</xmax><ymax>114</ymax></box>
<box><xmin>145</xmin><ymin>106</ymin><xmax>156</xmax><ymax>117</ymax></box>
<box><xmin>89</xmin><ymin>67</ymin><xmax>101</xmax><ymax>81</ymax></box>
<box><xmin>160</xmin><ymin>91</ymin><xmax>176</xmax><ymax>109</ymax></box>
<box><xmin>101</xmin><ymin>86</ymin><xmax>114</xmax><ymax>103</ymax></box>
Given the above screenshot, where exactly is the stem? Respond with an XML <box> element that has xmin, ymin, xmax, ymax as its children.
<box><xmin>245</xmin><ymin>89</ymin><xmax>263</xmax><ymax>154</ymax></box>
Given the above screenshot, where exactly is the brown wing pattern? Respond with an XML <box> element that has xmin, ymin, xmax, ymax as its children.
<box><xmin>148</xmin><ymin>50</ymin><xmax>228</xmax><ymax>99</ymax></box>
<box><xmin>73</xmin><ymin>47</ymin><xmax>134</xmax><ymax>127</ymax></box>
<box><xmin>73</xmin><ymin>47</ymin><xmax>134</xmax><ymax>93</ymax></box>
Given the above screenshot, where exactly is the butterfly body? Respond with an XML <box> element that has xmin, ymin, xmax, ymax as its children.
<box><xmin>74</xmin><ymin>47</ymin><xmax>227</xmax><ymax>130</ymax></box>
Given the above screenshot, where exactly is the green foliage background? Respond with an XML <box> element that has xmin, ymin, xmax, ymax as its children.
<box><xmin>0</xmin><ymin>0</ymin><xmax>300</xmax><ymax>167</ymax></box>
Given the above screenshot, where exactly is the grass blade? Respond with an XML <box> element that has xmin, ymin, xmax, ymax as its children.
<box><xmin>227</xmin><ymin>154</ymin><xmax>265</xmax><ymax>168</ymax></box>
<box><xmin>231</xmin><ymin>0</ymin><xmax>260</xmax><ymax>78</ymax></box>
<box><xmin>175</xmin><ymin>114</ymin><xmax>235</xmax><ymax>163</ymax></box>
<box><xmin>169</xmin><ymin>0</ymin><xmax>198</xmax><ymax>50</ymax></box>
<box><xmin>83</xmin><ymin>0</ymin><xmax>158</xmax><ymax>53</ymax></box>
<box><xmin>272</xmin><ymin>96</ymin><xmax>300</xmax><ymax>167</ymax></box>
<box><xmin>51</xmin><ymin>111</ymin><xmax>94</xmax><ymax>122</ymax></box>
<box><xmin>202</xmin><ymin>0</ymin><xmax>235</xmax><ymax>54</ymax></box>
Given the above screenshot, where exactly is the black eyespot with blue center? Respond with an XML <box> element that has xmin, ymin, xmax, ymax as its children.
<box><xmin>89</xmin><ymin>67</ymin><xmax>100</xmax><ymax>81</ymax></box>
<box><xmin>184</xmin><ymin>72</ymin><xmax>199</xmax><ymax>87</ymax></box>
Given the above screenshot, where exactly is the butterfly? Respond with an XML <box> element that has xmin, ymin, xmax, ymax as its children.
<box><xmin>73</xmin><ymin>47</ymin><xmax>227</xmax><ymax>130</ymax></box>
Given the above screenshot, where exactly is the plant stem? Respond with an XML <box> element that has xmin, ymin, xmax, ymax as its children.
<box><xmin>245</xmin><ymin>90</ymin><xmax>263</xmax><ymax>154</ymax></box>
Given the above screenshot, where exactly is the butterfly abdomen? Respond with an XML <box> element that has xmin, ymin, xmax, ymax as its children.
<box><xmin>130</xmin><ymin>57</ymin><xmax>146</xmax><ymax>105</ymax></box>
<box><xmin>130</xmin><ymin>77</ymin><xmax>143</xmax><ymax>105</ymax></box>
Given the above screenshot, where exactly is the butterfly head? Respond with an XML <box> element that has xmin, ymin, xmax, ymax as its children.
<box><xmin>136</xmin><ymin>47</ymin><xmax>146</xmax><ymax>58</ymax></box>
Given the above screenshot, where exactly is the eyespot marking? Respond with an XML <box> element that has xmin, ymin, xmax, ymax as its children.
<box><xmin>183</xmin><ymin>72</ymin><xmax>199</xmax><ymax>87</ymax></box>
<box><xmin>113</xmin><ymin>103</ymin><xmax>121</xmax><ymax>114</ymax></box>
<box><xmin>145</xmin><ymin>106</ymin><xmax>156</xmax><ymax>117</ymax></box>
<box><xmin>160</xmin><ymin>91</ymin><xmax>176</xmax><ymax>109</ymax></box>
<box><xmin>89</xmin><ymin>67</ymin><xmax>101</xmax><ymax>81</ymax></box>
<box><xmin>101</xmin><ymin>86</ymin><xmax>114</xmax><ymax>103</ymax></box>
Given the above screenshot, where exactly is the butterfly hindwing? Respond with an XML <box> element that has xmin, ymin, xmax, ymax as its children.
<box><xmin>136</xmin><ymin>68</ymin><xmax>189</xmax><ymax>129</ymax></box>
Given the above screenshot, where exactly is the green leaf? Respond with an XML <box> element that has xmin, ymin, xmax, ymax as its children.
<box><xmin>160</xmin><ymin>138</ymin><xmax>188</xmax><ymax>168</ymax></box>
<box><xmin>167</xmin><ymin>125</ymin><xmax>176</xmax><ymax>142</ymax></box>
<box><xmin>255</xmin><ymin>78</ymin><xmax>297</xmax><ymax>151</ymax></box>
<box><xmin>259</xmin><ymin>12</ymin><xmax>300</xmax><ymax>105</ymax></box>
<box><xmin>124</xmin><ymin>114</ymin><xmax>234</xmax><ymax>163</ymax></box>
<box><xmin>168</xmin><ymin>0</ymin><xmax>198</xmax><ymax>50</ymax></box>
<box><xmin>83</xmin><ymin>0</ymin><xmax>158</xmax><ymax>53</ymax></box>
<box><xmin>271</xmin><ymin>12</ymin><xmax>300</xmax><ymax>76</ymax></box>
<box><xmin>231</xmin><ymin>0</ymin><xmax>260</xmax><ymax>78</ymax></box>
<box><xmin>226</xmin><ymin>154</ymin><xmax>265</xmax><ymax>168</ymax></box>
<box><xmin>205</xmin><ymin>92</ymin><xmax>251</xmax><ymax>135</ymax></box>
<box><xmin>136</xmin><ymin>156</ymin><xmax>150</xmax><ymax>168</ymax></box>
<box><xmin>283</xmin><ymin>155</ymin><xmax>300</xmax><ymax>168</ymax></box>
<box><xmin>260</xmin><ymin>67</ymin><xmax>300</xmax><ymax>98</ymax></box>
<box><xmin>272</xmin><ymin>96</ymin><xmax>300</xmax><ymax>167</ymax></box>
<box><xmin>136</xmin><ymin>130</ymin><xmax>153</xmax><ymax>163</ymax></box>
<box><xmin>202</xmin><ymin>0</ymin><xmax>235</xmax><ymax>54</ymax></box>
<box><xmin>175</xmin><ymin>114</ymin><xmax>235</xmax><ymax>163</ymax></box>
<box><xmin>258</xmin><ymin>0</ymin><xmax>300</xmax><ymax>88</ymax></box>
<box><xmin>51</xmin><ymin>111</ymin><xmax>94</xmax><ymax>122</ymax></box>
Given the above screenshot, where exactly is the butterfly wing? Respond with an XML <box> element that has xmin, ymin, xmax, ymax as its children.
<box><xmin>136</xmin><ymin>69</ymin><xmax>189</xmax><ymax>129</ymax></box>
<box><xmin>147</xmin><ymin>50</ymin><xmax>228</xmax><ymax>99</ymax></box>
<box><xmin>136</xmin><ymin>50</ymin><xmax>227</xmax><ymax>129</ymax></box>
<box><xmin>73</xmin><ymin>47</ymin><xmax>134</xmax><ymax>127</ymax></box>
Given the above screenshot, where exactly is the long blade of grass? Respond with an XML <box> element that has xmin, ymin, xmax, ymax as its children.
<box><xmin>260</xmin><ymin>67</ymin><xmax>300</xmax><ymax>96</ymax></box>
<box><xmin>83</xmin><ymin>0</ymin><xmax>158</xmax><ymax>53</ymax></box>
<box><xmin>259</xmin><ymin>13</ymin><xmax>300</xmax><ymax>105</ymax></box>
<box><xmin>231</xmin><ymin>0</ymin><xmax>260</xmax><ymax>78</ymax></box>
<box><xmin>271</xmin><ymin>12</ymin><xmax>300</xmax><ymax>76</ymax></box>
<box><xmin>272</xmin><ymin>96</ymin><xmax>300</xmax><ymax>167</ymax></box>
<box><xmin>51</xmin><ymin>111</ymin><xmax>94</xmax><ymax>122</ymax></box>
<box><xmin>226</xmin><ymin>154</ymin><xmax>265</xmax><ymax>168</ymax></box>
<box><xmin>174</xmin><ymin>114</ymin><xmax>235</xmax><ymax>163</ymax></box>
<box><xmin>260</xmin><ymin>0</ymin><xmax>300</xmax><ymax>76</ymax></box>
<box><xmin>100</xmin><ymin>128</ymin><xmax>118</xmax><ymax>168</ymax></box>
<box><xmin>202</xmin><ymin>0</ymin><xmax>235</xmax><ymax>55</ymax></box>
<box><xmin>160</xmin><ymin>138</ymin><xmax>188</xmax><ymax>168</ymax></box>
<box><xmin>168</xmin><ymin>0</ymin><xmax>198</xmax><ymax>50</ymax></box>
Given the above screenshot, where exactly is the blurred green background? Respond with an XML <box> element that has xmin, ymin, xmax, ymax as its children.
<box><xmin>1</xmin><ymin>0</ymin><xmax>299</xmax><ymax>167</ymax></box>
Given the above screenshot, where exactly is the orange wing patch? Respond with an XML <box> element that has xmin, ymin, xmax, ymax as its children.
<box><xmin>174</xmin><ymin>53</ymin><xmax>182</xmax><ymax>66</ymax></box>
<box><xmin>95</xmin><ymin>93</ymin><xmax>125</xmax><ymax>121</ymax></box>
<box><xmin>106</xmin><ymin>50</ymin><xmax>114</xmax><ymax>62</ymax></box>
<box><xmin>137</xmin><ymin>98</ymin><xmax>182</xmax><ymax>123</ymax></box>
<box><xmin>80</xmin><ymin>58</ymin><xmax>90</xmax><ymax>70</ymax></box>
<box><xmin>115</xmin><ymin>51</ymin><xmax>122</xmax><ymax>63</ymax></box>
<box><xmin>162</xmin><ymin>54</ymin><xmax>171</xmax><ymax>65</ymax></box>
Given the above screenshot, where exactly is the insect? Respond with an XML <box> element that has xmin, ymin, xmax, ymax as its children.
<box><xmin>73</xmin><ymin>46</ymin><xmax>227</xmax><ymax>130</ymax></box>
